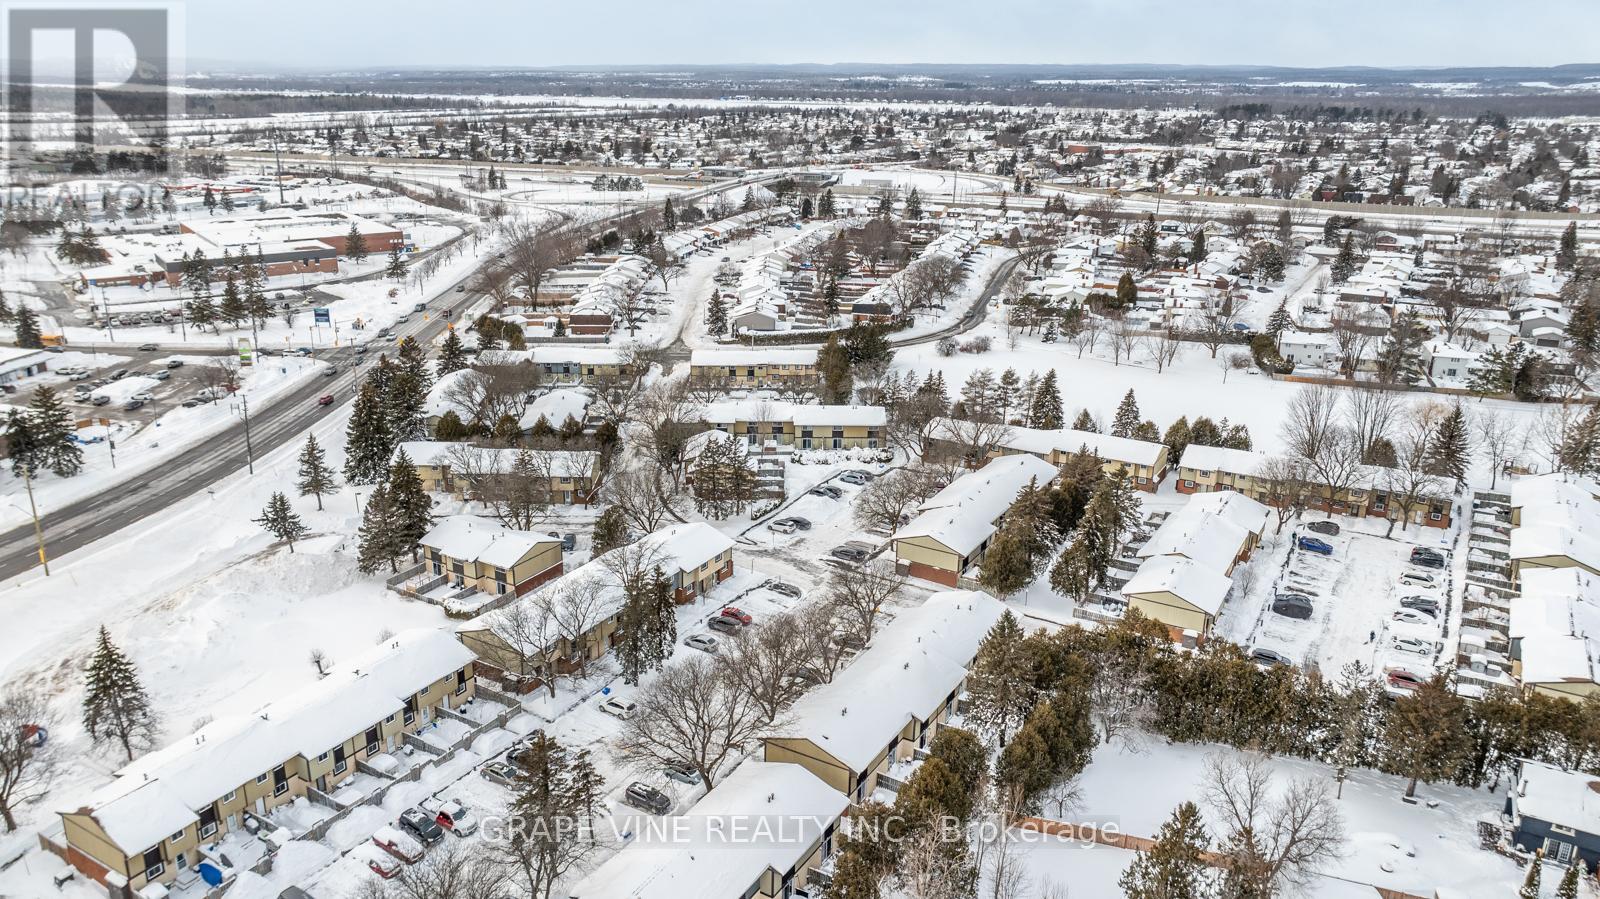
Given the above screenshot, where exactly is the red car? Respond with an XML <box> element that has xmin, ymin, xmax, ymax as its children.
<box><xmin>316</xmin><ymin>394</ymin><xmax>335</xmax><ymax>406</ymax></box>
<box><xmin>1386</xmin><ymin>669</ymin><xmax>1425</xmax><ymax>692</ymax></box>
<box><xmin>719</xmin><ymin>606</ymin><xmax>753</xmax><ymax>625</ymax></box>
<box><xmin>352</xmin><ymin>844</ymin><xmax>402</xmax><ymax>879</ymax></box>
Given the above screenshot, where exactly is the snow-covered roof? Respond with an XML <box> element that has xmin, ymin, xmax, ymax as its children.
<box><xmin>76</xmin><ymin>630</ymin><xmax>472</xmax><ymax>856</ymax></box>
<box><xmin>1511</xmin><ymin>566</ymin><xmax>1600</xmax><ymax>687</ymax></box>
<box><xmin>772</xmin><ymin>591</ymin><xmax>1004</xmax><ymax>772</ymax></box>
<box><xmin>1510</xmin><ymin>759</ymin><xmax>1600</xmax><ymax>834</ymax></box>
<box><xmin>393</xmin><ymin>441</ymin><xmax>598</xmax><ymax>478</ymax></box>
<box><xmin>572</xmin><ymin>761</ymin><xmax>847</xmax><ymax>899</ymax></box>
<box><xmin>689</xmin><ymin>348</ymin><xmax>818</xmax><ymax>368</ymax></box>
<box><xmin>896</xmin><ymin>455</ymin><xmax>1059</xmax><ymax>556</ymax></box>
<box><xmin>528</xmin><ymin>346</ymin><xmax>627</xmax><ymax>366</ymax></box>
<box><xmin>422</xmin><ymin>515</ymin><xmax>561</xmax><ymax>570</ymax></box>
<box><xmin>1121</xmin><ymin>555</ymin><xmax>1233</xmax><ymax>616</ymax></box>
<box><xmin>1182</xmin><ymin>490</ymin><xmax>1271</xmax><ymax>537</ymax></box>
<box><xmin>952</xmin><ymin>419</ymin><xmax>1166</xmax><ymax>468</ymax></box>
<box><xmin>702</xmin><ymin>401</ymin><xmax>886</xmax><ymax>428</ymax></box>
<box><xmin>1177</xmin><ymin>443</ymin><xmax>1270</xmax><ymax>477</ymax></box>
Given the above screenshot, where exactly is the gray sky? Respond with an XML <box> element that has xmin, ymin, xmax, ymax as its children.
<box><xmin>183</xmin><ymin>0</ymin><xmax>1596</xmax><ymax>71</ymax></box>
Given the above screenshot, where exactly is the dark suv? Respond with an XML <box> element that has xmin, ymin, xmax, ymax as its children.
<box><xmin>1409</xmin><ymin>548</ymin><xmax>1446</xmax><ymax>570</ymax></box>
<box><xmin>398</xmin><ymin>807</ymin><xmax>444</xmax><ymax>844</ymax></box>
<box><xmin>623</xmin><ymin>782</ymin><xmax>672</xmax><ymax>815</ymax></box>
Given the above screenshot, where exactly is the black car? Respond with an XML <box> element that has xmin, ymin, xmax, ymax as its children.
<box><xmin>707</xmin><ymin>615</ymin><xmax>743</xmax><ymax>635</ymax></box>
<box><xmin>137</xmin><ymin>343</ymin><xmax>158</xmax><ymax>351</ymax></box>
<box><xmin>398</xmin><ymin>807</ymin><xmax>445</xmax><ymax>844</ymax></box>
<box><xmin>1305</xmin><ymin>520</ymin><xmax>1341</xmax><ymax>537</ymax></box>
<box><xmin>109</xmin><ymin>369</ymin><xmax>129</xmax><ymax>380</ymax></box>
<box><xmin>1399</xmin><ymin>595</ymin><xmax>1441</xmax><ymax>615</ymax></box>
<box><xmin>623</xmin><ymin>782</ymin><xmax>672</xmax><ymax>815</ymax></box>
<box><xmin>809</xmin><ymin>485</ymin><xmax>843</xmax><ymax>499</ymax></box>
<box><xmin>764</xmin><ymin>580</ymin><xmax>801</xmax><ymax>599</ymax></box>
<box><xmin>1250</xmin><ymin>648</ymin><xmax>1293</xmax><ymax>668</ymax></box>
<box><xmin>1409</xmin><ymin>548</ymin><xmax>1446</xmax><ymax>569</ymax></box>
<box><xmin>1271</xmin><ymin>594</ymin><xmax>1314</xmax><ymax>620</ymax></box>
<box><xmin>830</xmin><ymin>546</ymin><xmax>869</xmax><ymax>564</ymax></box>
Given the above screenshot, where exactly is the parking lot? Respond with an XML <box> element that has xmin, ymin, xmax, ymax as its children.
<box><xmin>1218</xmin><ymin>515</ymin><xmax>1457</xmax><ymax>688</ymax></box>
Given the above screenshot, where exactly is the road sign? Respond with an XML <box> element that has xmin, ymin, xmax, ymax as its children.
<box><xmin>313</xmin><ymin>307</ymin><xmax>331</xmax><ymax>325</ymax></box>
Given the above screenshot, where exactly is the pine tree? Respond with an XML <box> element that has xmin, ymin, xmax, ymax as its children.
<box><xmin>819</xmin><ymin>333</ymin><xmax>853</xmax><ymax>404</ymax></box>
<box><xmin>81</xmin><ymin>627</ymin><xmax>158</xmax><ymax>761</ymax></box>
<box><xmin>24</xmin><ymin>387</ymin><xmax>83</xmax><ymax>477</ymax></box>
<box><xmin>386</xmin><ymin>449</ymin><xmax>434</xmax><ymax>562</ymax></box>
<box><xmin>356</xmin><ymin>483</ymin><xmax>402</xmax><ymax>573</ymax></box>
<box><xmin>1555</xmin><ymin>860</ymin><xmax>1579</xmax><ymax>899</ymax></box>
<box><xmin>186</xmin><ymin>293</ymin><xmax>217</xmax><ymax>333</ymax></box>
<box><xmin>706</xmin><ymin>291</ymin><xmax>728</xmax><ymax>336</ymax></box>
<box><xmin>1119</xmin><ymin>802</ymin><xmax>1213</xmax><ymax>899</ymax></box>
<box><xmin>1072</xmin><ymin>409</ymin><xmax>1098</xmax><ymax>432</ymax></box>
<box><xmin>255</xmin><ymin>491</ymin><xmax>308</xmax><ymax>551</ymax></box>
<box><xmin>1188</xmin><ymin>227</ymin><xmax>1207</xmax><ymax>266</ymax></box>
<box><xmin>1518</xmin><ymin>859</ymin><xmax>1541</xmax><ymax>899</ymax></box>
<box><xmin>1376</xmin><ymin>309</ymin><xmax>1427</xmax><ymax>385</ymax></box>
<box><xmin>1115</xmin><ymin>272</ymin><xmax>1138</xmax><ymax>308</ymax></box>
<box><xmin>963</xmin><ymin>611</ymin><xmax>1035</xmax><ymax>746</ymax></box>
<box><xmin>4</xmin><ymin>411</ymin><xmax>34</xmax><ymax>479</ymax></box>
<box><xmin>591</xmin><ymin>506</ymin><xmax>628</xmax><ymax>556</ymax></box>
<box><xmin>384</xmin><ymin>246</ymin><xmax>407</xmax><ymax>280</ymax></box>
<box><xmin>1111</xmin><ymin>389</ymin><xmax>1141</xmax><ymax>438</ymax></box>
<box><xmin>1556</xmin><ymin>221</ymin><xmax>1579</xmax><ymax>272</ymax></box>
<box><xmin>434</xmin><ymin>411</ymin><xmax>470</xmax><ymax>441</ymax></box>
<box><xmin>1163</xmin><ymin>416</ymin><xmax>1192</xmax><ymax>461</ymax></box>
<box><xmin>296</xmin><ymin>434</ymin><xmax>337</xmax><ymax>510</ymax></box>
<box><xmin>13</xmin><ymin>307</ymin><xmax>43</xmax><ymax>348</ymax></box>
<box><xmin>1331</xmin><ymin>233</ymin><xmax>1357</xmax><ymax>284</ymax></box>
<box><xmin>436</xmin><ymin>329</ymin><xmax>468</xmax><ymax>377</ymax></box>
<box><xmin>997</xmin><ymin>368</ymin><xmax>1020</xmax><ymax>422</ymax></box>
<box><xmin>1426</xmin><ymin>404</ymin><xmax>1470</xmax><ymax>485</ymax></box>
<box><xmin>528</xmin><ymin>414</ymin><xmax>556</xmax><ymax>440</ymax></box>
<box><xmin>345</xmin><ymin>223</ymin><xmax>368</xmax><ymax>262</ymax></box>
<box><xmin>0</xmin><ymin>288</ymin><xmax>12</xmax><ymax>324</ymax></box>
<box><xmin>1030</xmin><ymin>369</ymin><xmax>1063</xmax><ymax>430</ymax></box>
<box><xmin>218</xmin><ymin>274</ymin><xmax>246</xmax><ymax>328</ymax></box>
<box><xmin>1265</xmin><ymin>300</ymin><xmax>1293</xmax><ymax>338</ymax></box>
<box><xmin>343</xmin><ymin>383</ymin><xmax>394</xmax><ymax>485</ymax></box>
<box><xmin>1383</xmin><ymin>673</ymin><xmax>1470</xmax><ymax>798</ymax></box>
<box><xmin>978</xmin><ymin>526</ymin><xmax>1034</xmax><ymax>598</ymax></box>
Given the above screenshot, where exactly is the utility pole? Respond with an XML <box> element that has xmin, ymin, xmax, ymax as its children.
<box><xmin>100</xmin><ymin>286</ymin><xmax>115</xmax><ymax>342</ymax></box>
<box><xmin>20</xmin><ymin>466</ymin><xmax>48</xmax><ymax>576</ymax></box>
<box><xmin>239</xmin><ymin>395</ymin><xmax>256</xmax><ymax>475</ymax></box>
<box><xmin>271</xmin><ymin>128</ymin><xmax>286</xmax><ymax>205</ymax></box>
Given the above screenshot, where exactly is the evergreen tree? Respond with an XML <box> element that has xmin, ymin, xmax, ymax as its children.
<box><xmin>1556</xmin><ymin>221</ymin><xmax>1579</xmax><ymax>272</ymax></box>
<box><xmin>0</xmin><ymin>288</ymin><xmax>12</xmax><ymax>324</ymax></box>
<box><xmin>819</xmin><ymin>333</ymin><xmax>853</xmax><ymax>404</ymax></box>
<box><xmin>356</xmin><ymin>483</ymin><xmax>403</xmax><ymax>573</ymax></box>
<box><xmin>1518</xmin><ymin>859</ymin><xmax>1541</xmax><ymax>899</ymax></box>
<box><xmin>1265</xmin><ymin>300</ymin><xmax>1293</xmax><ymax>339</ymax></box>
<box><xmin>1111</xmin><ymin>389</ymin><xmax>1141</xmax><ymax>438</ymax></box>
<box><xmin>1331</xmin><ymin>233</ymin><xmax>1358</xmax><ymax>283</ymax></box>
<box><xmin>1072</xmin><ymin>409</ymin><xmax>1098</xmax><ymax>432</ymax></box>
<box><xmin>1163</xmin><ymin>416</ymin><xmax>1193</xmax><ymax>461</ymax></box>
<box><xmin>343</xmin><ymin>382</ymin><xmax>393</xmax><ymax>485</ymax></box>
<box><xmin>218</xmin><ymin>274</ymin><xmax>246</xmax><ymax>328</ymax></box>
<box><xmin>1426</xmin><ymin>404</ymin><xmax>1471</xmax><ymax>485</ymax></box>
<box><xmin>296</xmin><ymin>434</ymin><xmax>337</xmax><ymax>510</ymax></box>
<box><xmin>904</xmin><ymin>187</ymin><xmax>923</xmax><ymax>220</ymax></box>
<box><xmin>436</xmin><ymin>329</ymin><xmax>469</xmax><ymax>377</ymax></box>
<box><xmin>1383</xmin><ymin>673</ymin><xmax>1470</xmax><ymax>798</ymax></box>
<box><xmin>21</xmin><ymin>387</ymin><xmax>82</xmax><ymax>477</ymax></box>
<box><xmin>1115</xmin><ymin>272</ymin><xmax>1138</xmax><ymax>308</ymax></box>
<box><xmin>1188</xmin><ymin>227</ymin><xmax>1207</xmax><ymax>266</ymax></box>
<box><xmin>591</xmin><ymin>505</ymin><xmax>628</xmax><ymax>555</ymax></box>
<box><xmin>186</xmin><ymin>292</ymin><xmax>217</xmax><ymax>333</ymax></box>
<box><xmin>997</xmin><ymin>368</ymin><xmax>1020</xmax><ymax>422</ymax></box>
<box><xmin>1555</xmin><ymin>861</ymin><xmax>1579</xmax><ymax>899</ymax></box>
<box><xmin>384</xmin><ymin>246</ymin><xmax>407</xmax><ymax>280</ymax></box>
<box><xmin>255</xmin><ymin>491</ymin><xmax>308</xmax><ymax>551</ymax></box>
<box><xmin>1375</xmin><ymin>309</ymin><xmax>1428</xmax><ymax>385</ymax></box>
<box><xmin>977</xmin><ymin>525</ymin><xmax>1034</xmax><ymax>597</ymax></box>
<box><xmin>527</xmin><ymin>414</ymin><xmax>556</xmax><ymax>440</ymax></box>
<box><xmin>386</xmin><ymin>449</ymin><xmax>434</xmax><ymax>562</ymax></box>
<box><xmin>963</xmin><ymin>611</ymin><xmax>1036</xmax><ymax>746</ymax></box>
<box><xmin>3</xmin><ymin>411</ymin><xmax>34</xmax><ymax>479</ymax></box>
<box><xmin>1030</xmin><ymin>369</ymin><xmax>1063</xmax><ymax>430</ymax></box>
<box><xmin>434</xmin><ymin>410</ymin><xmax>470</xmax><ymax>440</ymax></box>
<box><xmin>345</xmin><ymin>223</ymin><xmax>369</xmax><ymax>262</ymax></box>
<box><xmin>1119</xmin><ymin>802</ymin><xmax>1213</xmax><ymax>899</ymax></box>
<box><xmin>13</xmin><ymin>307</ymin><xmax>43</xmax><ymax>348</ymax></box>
<box><xmin>706</xmin><ymin>291</ymin><xmax>728</xmax><ymax>336</ymax></box>
<box><xmin>81</xmin><ymin>627</ymin><xmax>158</xmax><ymax>761</ymax></box>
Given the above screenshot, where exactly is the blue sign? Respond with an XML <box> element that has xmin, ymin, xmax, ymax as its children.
<box><xmin>313</xmin><ymin>307</ymin><xmax>331</xmax><ymax>325</ymax></box>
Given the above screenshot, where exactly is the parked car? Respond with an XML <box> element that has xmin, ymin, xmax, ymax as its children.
<box><xmin>1392</xmin><ymin>608</ymin><xmax>1437</xmax><ymax>627</ymax></box>
<box><xmin>1250</xmin><ymin>648</ymin><xmax>1294</xmax><ymax>667</ymax></box>
<box><xmin>122</xmin><ymin>399</ymin><xmax>145</xmax><ymax>411</ymax></box>
<box><xmin>706</xmin><ymin>615</ymin><xmax>743</xmax><ymax>635</ymax></box>
<box><xmin>768</xmin><ymin>519</ymin><xmax>798</xmax><ymax>534</ymax></box>
<box><xmin>830</xmin><ymin>545</ymin><xmax>869</xmax><ymax>564</ymax></box>
<box><xmin>843</xmin><ymin>469</ymin><xmax>877</xmax><ymax>481</ymax></box>
<box><xmin>761</xmin><ymin>575</ymin><xmax>800</xmax><ymax>598</ymax></box>
<box><xmin>353</xmin><ymin>844</ymin><xmax>402</xmax><ymax>879</ymax></box>
<box><xmin>150</xmin><ymin>370</ymin><xmax>170</xmax><ymax>381</ymax></box>
<box><xmin>68</xmin><ymin>370</ymin><xmax>90</xmax><ymax>381</ymax></box>
<box><xmin>425</xmin><ymin>798</ymin><xmax>477</xmax><ymax>836</ymax></box>
<box><xmin>664</xmin><ymin>764</ymin><xmax>702</xmax><ymax>786</ymax></box>
<box><xmin>837</xmin><ymin>472</ymin><xmax>869</xmax><ymax>486</ymax></box>
<box><xmin>719</xmin><ymin>606</ymin><xmax>752</xmax><ymax>625</ymax></box>
<box><xmin>1305</xmin><ymin>520</ymin><xmax>1341</xmax><ymax>536</ymax></box>
<box><xmin>1271</xmin><ymin>594</ymin><xmax>1314</xmax><ymax>620</ymax></box>
<box><xmin>131</xmin><ymin>391</ymin><xmax>154</xmax><ymax>402</ymax></box>
<box><xmin>165</xmin><ymin>359</ymin><xmax>184</xmax><ymax>369</ymax></box>
<box><xmin>782</xmin><ymin>516</ymin><xmax>812</xmax><ymax>530</ymax></box>
<box><xmin>91</xmin><ymin>394</ymin><xmax>111</xmax><ymax>406</ymax></box>
<box><xmin>1391</xmin><ymin>636</ymin><xmax>1435</xmax><ymax>656</ymax></box>
<box><xmin>317</xmin><ymin>394</ymin><xmax>335</xmax><ymax>406</ymax></box>
<box><xmin>456</xmin><ymin>284</ymin><xmax>467</xmax><ymax>292</ymax></box>
<box><xmin>137</xmin><ymin>343</ymin><xmax>158</xmax><ymax>351</ymax></box>
<box><xmin>414</xmin><ymin>302</ymin><xmax>427</xmax><ymax>312</ymax></box>
<box><xmin>1385</xmin><ymin>669</ymin><xmax>1426</xmax><ymax>692</ymax></box>
<box><xmin>1409</xmin><ymin>548</ymin><xmax>1446</xmax><ymax>569</ymax></box>
<box><xmin>180</xmin><ymin>398</ymin><xmax>202</xmax><ymax>408</ymax></box>
<box><xmin>623</xmin><ymin>782</ymin><xmax>673</xmax><ymax>815</ymax></box>
<box><xmin>599</xmin><ymin>697</ymin><xmax>637</xmax><ymax>720</ymax></box>
<box><xmin>398</xmin><ymin>807</ymin><xmax>445</xmax><ymax>844</ymax></box>
<box><xmin>1399</xmin><ymin>595</ymin><xmax>1441</xmax><ymax>615</ymax></box>
<box><xmin>1296</xmin><ymin>536</ymin><xmax>1334</xmax><ymax>556</ymax></box>
<box><xmin>109</xmin><ymin>368</ymin><xmax>129</xmax><ymax>380</ymax></box>
<box><xmin>372</xmin><ymin>825</ymin><xmax>425</xmax><ymax>863</ymax></box>
<box><xmin>480</xmin><ymin>761</ymin><xmax>519</xmax><ymax>787</ymax></box>
<box><xmin>787</xmin><ymin>666</ymin><xmax>826</xmax><ymax>686</ymax></box>
<box><xmin>684</xmin><ymin>633</ymin><xmax>719</xmax><ymax>654</ymax></box>
<box><xmin>1398</xmin><ymin>572</ymin><xmax>1437</xmax><ymax>588</ymax></box>
<box><xmin>809</xmin><ymin>485</ymin><xmax>843</xmax><ymax>499</ymax></box>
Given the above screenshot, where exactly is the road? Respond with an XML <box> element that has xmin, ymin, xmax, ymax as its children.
<box><xmin>893</xmin><ymin>252</ymin><xmax>1026</xmax><ymax>348</ymax></box>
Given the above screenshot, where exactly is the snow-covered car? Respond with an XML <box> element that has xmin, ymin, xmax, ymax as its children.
<box><xmin>398</xmin><ymin>807</ymin><xmax>445</xmax><ymax>844</ymax></box>
<box><xmin>1399</xmin><ymin>595</ymin><xmax>1440</xmax><ymax>615</ymax></box>
<box><xmin>131</xmin><ymin>391</ymin><xmax>154</xmax><ymax>403</ymax></box>
<box><xmin>706</xmin><ymin>615</ymin><xmax>743</xmax><ymax>635</ymax></box>
<box><xmin>763</xmin><ymin>580</ymin><xmax>801</xmax><ymax>598</ymax></box>
<box><xmin>1398</xmin><ymin>572</ymin><xmax>1437</xmax><ymax>588</ymax></box>
<box><xmin>600</xmin><ymin>697</ymin><xmax>637</xmax><ymax>719</ymax></box>
<box><xmin>684</xmin><ymin>633</ymin><xmax>719</xmax><ymax>654</ymax></box>
<box><xmin>352</xmin><ymin>843</ymin><xmax>403</xmax><ymax>879</ymax></box>
<box><xmin>664</xmin><ymin>764</ymin><xmax>702</xmax><ymax>785</ymax></box>
<box><xmin>1391</xmin><ymin>608</ymin><xmax>1436</xmax><ymax>627</ymax></box>
<box><xmin>1391</xmin><ymin>636</ymin><xmax>1435</xmax><ymax>656</ymax></box>
<box><xmin>426</xmin><ymin>798</ymin><xmax>477</xmax><ymax>836</ymax></box>
<box><xmin>481</xmin><ymin>760</ymin><xmax>519</xmax><ymax>786</ymax></box>
<box><xmin>372</xmin><ymin>825</ymin><xmax>425</xmax><ymax>863</ymax></box>
<box><xmin>837</xmin><ymin>472</ymin><xmax>869</xmax><ymax>486</ymax></box>
<box><xmin>767</xmin><ymin>519</ymin><xmax>798</xmax><ymax>534</ymax></box>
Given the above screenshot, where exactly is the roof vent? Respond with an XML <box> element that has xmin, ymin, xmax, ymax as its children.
<box><xmin>841</xmin><ymin>707</ymin><xmax>848</xmax><ymax>716</ymax></box>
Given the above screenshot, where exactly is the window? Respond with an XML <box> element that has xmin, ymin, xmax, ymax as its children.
<box><xmin>385</xmin><ymin>713</ymin><xmax>396</xmax><ymax>723</ymax></box>
<box><xmin>255</xmin><ymin>773</ymin><xmax>268</xmax><ymax>785</ymax></box>
<box><xmin>272</xmin><ymin>766</ymin><xmax>288</xmax><ymax>797</ymax></box>
<box><xmin>333</xmin><ymin>747</ymin><xmax>348</xmax><ymax>776</ymax></box>
<box><xmin>222</xmin><ymin>790</ymin><xmax>236</xmax><ymax>804</ymax></box>
<box><xmin>175</xmin><ymin>852</ymin><xmax>187</xmax><ymax>872</ymax></box>
<box><xmin>404</xmin><ymin>695</ymin><xmax>418</xmax><ymax>725</ymax></box>
<box><xmin>199</xmin><ymin>807</ymin><xmax>218</xmax><ymax>839</ymax></box>
<box><xmin>317</xmin><ymin>751</ymin><xmax>329</xmax><ymax>762</ymax></box>
<box><xmin>170</xmin><ymin>829</ymin><xmax>185</xmax><ymax>843</ymax></box>
<box><xmin>456</xmin><ymin>669</ymin><xmax>468</xmax><ymax>695</ymax></box>
<box><xmin>1183</xmin><ymin>480</ymin><xmax>1194</xmax><ymax>488</ymax></box>
<box><xmin>143</xmin><ymin>847</ymin><xmax>164</xmax><ymax>881</ymax></box>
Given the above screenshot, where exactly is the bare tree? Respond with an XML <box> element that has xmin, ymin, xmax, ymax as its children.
<box><xmin>928</xmin><ymin>417</ymin><xmax>1014</xmax><ymax>466</ymax></box>
<box><xmin>615</xmin><ymin>655</ymin><xmax>767</xmax><ymax>788</ymax></box>
<box><xmin>794</xmin><ymin>600</ymin><xmax>853</xmax><ymax>683</ymax></box>
<box><xmin>198</xmin><ymin>357</ymin><xmax>241</xmax><ymax>402</ymax></box>
<box><xmin>1254</xmin><ymin>456</ymin><xmax>1312</xmax><ymax>534</ymax></box>
<box><xmin>1282</xmin><ymin>386</ymin><xmax>1361</xmax><ymax>517</ymax></box>
<box><xmin>643</xmin><ymin>242</ymin><xmax>684</xmax><ymax>293</ymax></box>
<box><xmin>0</xmin><ymin>689</ymin><xmax>55</xmax><ymax>832</ymax></box>
<box><xmin>371</xmin><ymin>839</ymin><xmax>510</xmax><ymax>899</ymax></box>
<box><xmin>1474</xmin><ymin>408</ymin><xmax>1524</xmax><ymax>489</ymax></box>
<box><xmin>486</xmin><ymin>219</ymin><xmax>580</xmax><ymax>306</ymax></box>
<box><xmin>608</xmin><ymin>465</ymin><xmax>686</xmax><ymax>534</ymax></box>
<box><xmin>717</xmin><ymin>614</ymin><xmax>813</xmax><ymax>723</ymax></box>
<box><xmin>1144</xmin><ymin>329</ymin><xmax>1184</xmax><ymax>373</ymax></box>
<box><xmin>487</xmin><ymin>598</ymin><xmax>560</xmax><ymax>689</ymax></box>
<box><xmin>827</xmin><ymin>566</ymin><xmax>904</xmax><ymax>643</ymax></box>
<box><xmin>1068</xmin><ymin>314</ymin><xmax>1102</xmax><ymax>359</ymax></box>
<box><xmin>1329</xmin><ymin>306</ymin><xmax>1382</xmax><ymax>376</ymax></box>
<box><xmin>1344</xmin><ymin>388</ymin><xmax>1402</xmax><ymax>463</ymax></box>
<box><xmin>1203</xmin><ymin>751</ymin><xmax>1345</xmax><ymax>897</ymax></box>
<box><xmin>1381</xmin><ymin>409</ymin><xmax>1447</xmax><ymax>537</ymax></box>
<box><xmin>538</xmin><ymin>574</ymin><xmax>615</xmax><ymax>684</ymax></box>
<box><xmin>852</xmin><ymin>466</ymin><xmax>941</xmax><ymax>532</ymax></box>
<box><xmin>1109</xmin><ymin>316</ymin><xmax>1141</xmax><ymax>367</ymax></box>
<box><xmin>441</xmin><ymin>365</ymin><xmax>540</xmax><ymax>431</ymax></box>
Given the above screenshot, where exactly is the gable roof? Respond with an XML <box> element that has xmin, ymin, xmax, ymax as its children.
<box><xmin>895</xmin><ymin>455</ymin><xmax>1059</xmax><ymax>556</ymax></box>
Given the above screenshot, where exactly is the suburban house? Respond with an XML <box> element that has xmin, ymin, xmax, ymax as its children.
<box><xmin>456</xmin><ymin>522</ymin><xmax>735</xmax><ymax>685</ymax></box>
<box><xmin>702</xmin><ymin>401</ymin><xmax>886</xmax><ymax>449</ymax></box>
<box><xmin>571</xmin><ymin>761</ymin><xmax>848</xmax><ymax>899</ymax></box>
<box><xmin>50</xmin><ymin>630</ymin><xmax>475</xmax><ymax>893</ymax></box>
<box><xmin>1277</xmin><ymin>330</ymin><xmax>1336</xmax><ymax>369</ymax></box>
<box><xmin>1122</xmin><ymin>491</ymin><xmax>1271</xmax><ymax>641</ymax></box>
<box><xmin>528</xmin><ymin>346</ymin><xmax>633</xmax><ymax>384</ymax></box>
<box><xmin>393</xmin><ymin>441</ymin><xmax>601</xmax><ymax>505</ymax></box>
<box><xmin>933</xmin><ymin>419</ymin><xmax>1169</xmax><ymax>490</ymax></box>
<box><xmin>688</xmin><ymin>348</ymin><xmax>819</xmax><ymax>387</ymax></box>
<box><xmin>0</xmin><ymin>346</ymin><xmax>50</xmax><ymax>385</ymax></box>
<box><xmin>1510</xmin><ymin>475</ymin><xmax>1600</xmax><ymax>579</ymax></box>
<box><xmin>763</xmin><ymin>590</ymin><xmax>1005</xmax><ymax>803</ymax></box>
<box><xmin>891</xmin><ymin>454</ymin><xmax>1059</xmax><ymax>586</ymax></box>
<box><xmin>1506</xmin><ymin>759</ymin><xmax>1600</xmax><ymax>873</ymax></box>
<box><xmin>419</xmin><ymin>515</ymin><xmax>565</xmax><ymax>598</ymax></box>
<box><xmin>1509</xmin><ymin>567</ymin><xmax>1599</xmax><ymax>701</ymax></box>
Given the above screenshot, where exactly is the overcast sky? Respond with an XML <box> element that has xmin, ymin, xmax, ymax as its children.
<box><xmin>183</xmin><ymin>0</ymin><xmax>1596</xmax><ymax>71</ymax></box>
